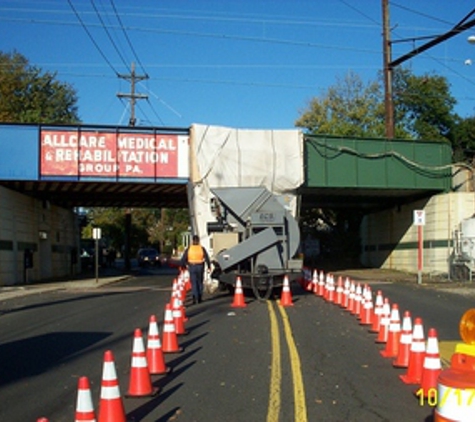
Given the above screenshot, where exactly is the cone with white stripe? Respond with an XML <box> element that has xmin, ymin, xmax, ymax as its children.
<box><xmin>370</xmin><ymin>290</ymin><xmax>384</xmax><ymax>333</ymax></box>
<box><xmin>280</xmin><ymin>275</ymin><xmax>294</xmax><ymax>306</ymax></box>
<box><xmin>172</xmin><ymin>296</ymin><xmax>188</xmax><ymax>335</ymax></box>
<box><xmin>334</xmin><ymin>276</ymin><xmax>343</xmax><ymax>305</ymax></box>
<box><xmin>375</xmin><ymin>298</ymin><xmax>390</xmax><ymax>344</ymax></box>
<box><xmin>317</xmin><ymin>271</ymin><xmax>325</xmax><ymax>296</ymax></box>
<box><xmin>380</xmin><ymin>303</ymin><xmax>401</xmax><ymax>358</ymax></box>
<box><xmin>415</xmin><ymin>328</ymin><xmax>441</xmax><ymax>398</ymax></box>
<box><xmin>308</xmin><ymin>269</ymin><xmax>318</xmax><ymax>292</ymax></box>
<box><xmin>126</xmin><ymin>328</ymin><xmax>158</xmax><ymax>397</ymax></box>
<box><xmin>98</xmin><ymin>350</ymin><xmax>126</xmax><ymax>422</ymax></box>
<box><xmin>162</xmin><ymin>303</ymin><xmax>183</xmax><ymax>353</ymax></box>
<box><xmin>341</xmin><ymin>277</ymin><xmax>350</xmax><ymax>308</ymax></box>
<box><xmin>231</xmin><ymin>276</ymin><xmax>247</xmax><ymax>308</ymax></box>
<box><xmin>400</xmin><ymin>317</ymin><xmax>426</xmax><ymax>384</ymax></box>
<box><xmin>146</xmin><ymin>315</ymin><xmax>170</xmax><ymax>375</ymax></box>
<box><xmin>351</xmin><ymin>283</ymin><xmax>362</xmax><ymax>316</ymax></box>
<box><xmin>393</xmin><ymin>310</ymin><xmax>412</xmax><ymax>368</ymax></box>
<box><xmin>359</xmin><ymin>286</ymin><xmax>373</xmax><ymax>325</ymax></box>
<box><xmin>346</xmin><ymin>281</ymin><xmax>355</xmax><ymax>312</ymax></box>
<box><xmin>75</xmin><ymin>376</ymin><xmax>96</xmax><ymax>422</ymax></box>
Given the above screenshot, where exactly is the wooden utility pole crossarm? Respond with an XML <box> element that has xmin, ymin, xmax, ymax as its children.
<box><xmin>117</xmin><ymin>62</ymin><xmax>149</xmax><ymax>127</ymax></box>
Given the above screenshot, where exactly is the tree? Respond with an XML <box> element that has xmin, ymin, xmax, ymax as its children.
<box><xmin>295</xmin><ymin>71</ymin><xmax>388</xmax><ymax>138</ymax></box>
<box><xmin>0</xmin><ymin>51</ymin><xmax>79</xmax><ymax>124</ymax></box>
<box><xmin>148</xmin><ymin>209</ymin><xmax>190</xmax><ymax>254</ymax></box>
<box><xmin>451</xmin><ymin>115</ymin><xmax>475</xmax><ymax>163</ymax></box>
<box><xmin>82</xmin><ymin>207</ymin><xmax>190</xmax><ymax>257</ymax></box>
<box><xmin>295</xmin><ymin>68</ymin><xmax>458</xmax><ymax>142</ymax></box>
<box><xmin>393</xmin><ymin>68</ymin><xmax>457</xmax><ymax>142</ymax></box>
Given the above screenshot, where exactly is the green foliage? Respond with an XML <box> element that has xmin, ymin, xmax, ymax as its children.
<box><xmin>81</xmin><ymin>207</ymin><xmax>190</xmax><ymax>256</ymax></box>
<box><xmin>0</xmin><ymin>51</ymin><xmax>79</xmax><ymax>124</ymax></box>
<box><xmin>451</xmin><ymin>116</ymin><xmax>475</xmax><ymax>163</ymax></box>
<box><xmin>393</xmin><ymin>68</ymin><xmax>456</xmax><ymax>142</ymax></box>
<box><xmin>295</xmin><ymin>71</ymin><xmax>387</xmax><ymax>138</ymax></box>
<box><xmin>295</xmin><ymin>67</ymin><xmax>458</xmax><ymax>143</ymax></box>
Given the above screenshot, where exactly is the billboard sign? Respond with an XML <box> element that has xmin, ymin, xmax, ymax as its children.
<box><xmin>40</xmin><ymin>130</ymin><xmax>189</xmax><ymax>179</ymax></box>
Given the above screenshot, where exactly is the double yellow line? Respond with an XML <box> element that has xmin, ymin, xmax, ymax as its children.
<box><xmin>266</xmin><ymin>301</ymin><xmax>308</xmax><ymax>422</ymax></box>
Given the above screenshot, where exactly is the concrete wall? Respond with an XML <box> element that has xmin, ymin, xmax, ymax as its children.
<box><xmin>0</xmin><ymin>186</ymin><xmax>80</xmax><ymax>286</ymax></box>
<box><xmin>361</xmin><ymin>192</ymin><xmax>475</xmax><ymax>275</ymax></box>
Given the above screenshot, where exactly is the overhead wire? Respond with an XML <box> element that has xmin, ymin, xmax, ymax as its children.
<box><xmin>89</xmin><ymin>0</ymin><xmax>129</xmax><ymax>69</ymax></box>
<box><xmin>109</xmin><ymin>0</ymin><xmax>148</xmax><ymax>76</ymax></box>
<box><xmin>66</xmin><ymin>0</ymin><xmax>119</xmax><ymax>76</ymax></box>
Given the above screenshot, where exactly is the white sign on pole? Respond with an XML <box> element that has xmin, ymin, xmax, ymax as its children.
<box><xmin>413</xmin><ymin>210</ymin><xmax>426</xmax><ymax>226</ymax></box>
<box><xmin>92</xmin><ymin>227</ymin><xmax>102</xmax><ymax>239</ymax></box>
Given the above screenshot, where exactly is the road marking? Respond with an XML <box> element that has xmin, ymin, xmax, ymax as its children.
<box><xmin>277</xmin><ymin>304</ymin><xmax>308</xmax><ymax>422</ymax></box>
<box><xmin>266</xmin><ymin>301</ymin><xmax>308</xmax><ymax>422</ymax></box>
<box><xmin>267</xmin><ymin>301</ymin><xmax>281</xmax><ymax>422</ymax></box>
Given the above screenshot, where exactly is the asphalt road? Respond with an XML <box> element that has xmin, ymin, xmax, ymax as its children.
<box><xmin>0</xmin><ymin>268</ymin><xmax>473</xmax><ymax>421</ymax></box>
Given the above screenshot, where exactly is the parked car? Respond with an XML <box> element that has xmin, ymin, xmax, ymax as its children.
<box><xmin>137</xmin><ymin>248</ymin><xmax>161</xmax><ymax>267</ymax></box>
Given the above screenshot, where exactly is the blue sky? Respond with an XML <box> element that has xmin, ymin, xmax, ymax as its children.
<box><xmin>1</xmin><ymin>1</ymin><xmax>475</xmax><ymax>130</ymax></box>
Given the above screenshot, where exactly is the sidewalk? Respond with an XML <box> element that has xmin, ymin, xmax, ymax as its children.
<box><xmin>0</xmin><ymin>264</ymin><xmax>133</xmax><ymax>301</ymax></box>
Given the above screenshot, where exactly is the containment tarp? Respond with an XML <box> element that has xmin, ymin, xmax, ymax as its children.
<box><xmin>188</xmin><ymin>124</ymin><xmax>304</xmax><ymax>254</ymax></box>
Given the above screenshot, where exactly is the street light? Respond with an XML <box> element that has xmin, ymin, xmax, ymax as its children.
<box><xmin>468</xmin><ymin>35</ymin><xmax>475</xmax><ymax>44</ymax></box>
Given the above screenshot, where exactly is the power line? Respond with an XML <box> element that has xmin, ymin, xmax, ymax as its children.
<box><xmin>89</xmin><ymin>0</ymin><xmax>129</xmax><ymax>69</ymax></box>
<box><xmin>67</xmin><ymin>0</ymin><xmax>119</xmax><ymax>76</ymax></box>
<box><xmin>109</xmin><ymin>0</ymin><xmax>148</xmax><ymax>77</ymax></box>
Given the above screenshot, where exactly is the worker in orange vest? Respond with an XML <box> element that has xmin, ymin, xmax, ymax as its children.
<box><xmin>181</xmin><ymin>235</ymin><xmax>211</xmax><ymax>304</ymax></box>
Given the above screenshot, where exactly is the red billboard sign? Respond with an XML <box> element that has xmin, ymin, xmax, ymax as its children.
<box><xmin>40</xmin><ymin>130</ymin><xmax>188</xmax><ymax>178</ymax></box>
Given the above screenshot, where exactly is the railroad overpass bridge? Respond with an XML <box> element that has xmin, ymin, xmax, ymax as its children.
<box><xmin>0</xmin><ymin>122</ymin><xmax>464</xmax><ymax>285</ymax></box>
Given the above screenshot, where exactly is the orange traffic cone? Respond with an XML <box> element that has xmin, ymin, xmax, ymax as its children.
<box><xmin>146</xmin><ymin>315</ymin><xmax>170</xmax><ymax>375</ymax></box>
<box><xmin>280</xmin><ymin>275</ymin><xmax>294</xmax><ymax>306</ymax></box>
<box><xmin>98</xmin><ymin>350</ymin><xmax>127</xmax><ymax>422</ymax></box>
<box><xmin>312</xmin><ymin>270</ymin><xmax>319</xmax><ymax>295</ymax></box>
<box><xmin>375</xmin><ymin>299</ymin><xmax>390</xmax><ymax>344</ymax></box>
<box><xmin>359</xmin><ymin>286</ymin><xmax>373</xmax><ymax>325</ymax></box>
<box><xmin>416</xmin><ymin>328</ymin><xmax>441</xmax><ymax>398</ymax></box>
<box><xmin>370</xmin><ymin>290</ymin><xmax>383</xmax><ymax>333</ymax></box>
<box><xmin>231</xmin><ymin>276</ymin><xmax>247</xmax><ymax>308</ymax></box>
<box><xmin>400</xmin><ymin>317</ymin><xmax>426</xmax><ymax>385</ymax></box>
<box><xmin>334</xmin><ymin>276</ymin><xmax>343</xmax><ymax>305</ymax></box>
<box><xmin>75</xmin><ymin>376</ymin><xmax>96</xmax><ymax>422</ymax></box>
<box><xmin>358</xmin><ymin>285</ymin><xmax>367</xmax><ymax>320</ymax></box>
<box><xmin>162</xmin><ymin>304</ymin><xmax>183</xmax><ymax>353</ymax></box>
<box><xmin>172</xmin><ymin>297</ymin><xmax>188</xmax><ymax>335</ymax></box>
<box><xmin>393</xmin><ymin>311</ymin><xmax>412</xmax><ymax>368</ymax></box>
<box><xmin>308</xmin><ymin>269</ymin><xmax>318</xmax><ymax>292</ymax></box>
<box><xmin>126</xmin><ymin>328</ymin><xmax>158</xmax><ymax>398</ymax></box>
<box><xmin>326</xmin><ymin>274</ymin><xmax>335</xmax><ymax>302</ymax></box>
<box><xmin>340</xmin><ymin>277</ymin><xmax>350</xmax><ymax>308</ymax></box>
<box><xmin>346</xmin><ymin>282</ymin><xmax>355</xmax><ymax>312</ymax></box>
<box><xmin>184</xmin><ymin>269</ymin><xmax>191</xmax><ymax>291</ymax></box>
<box><xmin>317</xmin><ymin>271</ymin><xmax>325</xmax><ymax>296</ymax></box>
<box><xmin>351</xmin><ymin>284</ymin><xmax>362</xmax><ymax>316</ymax></box>
<box><xmin>381</xmin><ymin>303</ymin><xmax>401</xmax><ymax>358</ymax></box>
<box><xmin>37</xmin><ymin>419</ymin><xmax>49</xmax><ymax>422</ymax></box>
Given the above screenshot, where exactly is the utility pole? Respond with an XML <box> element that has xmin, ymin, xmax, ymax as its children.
<box><xmin>382</xmin><ymin>0</ymin><xmax>394</xmax><ymax>139</ymax></box>
<box><xmin>382</xmin><ymin>2</ymin><xmax>475</xmax><ymax>140</ymax></box>
<box><xmin>117</xmin><ymin>62</ymin><xmax>148</xmax><ymax>127</ymax></box>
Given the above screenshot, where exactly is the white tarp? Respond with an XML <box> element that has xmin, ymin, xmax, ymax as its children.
<box><xmin>188</xmin><ymin>124</ymin><xmax>304</xmax><ymax>254</ymax></box>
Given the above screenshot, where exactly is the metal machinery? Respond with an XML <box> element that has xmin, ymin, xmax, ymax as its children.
<box><xmin>451</xmin><ymin>215</ymin><xmax>475</xmax><ymax>281</ymax></box>
<box><xmin>207</xmin><ymin>187</ymin><xmax>302</xmax><ymax>299</ymax></box>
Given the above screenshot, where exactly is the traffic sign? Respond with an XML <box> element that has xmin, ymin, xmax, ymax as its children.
<box><xmin>413</xmin><ymin>210</ymin><xmax>426</xmax><ymax>226</ymax></box>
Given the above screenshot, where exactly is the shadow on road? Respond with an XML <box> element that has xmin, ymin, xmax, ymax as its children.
<box><xmin>0</xmin><ymin>331</ymin><xmax>112</xmax><ymax>387</ymax></box>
